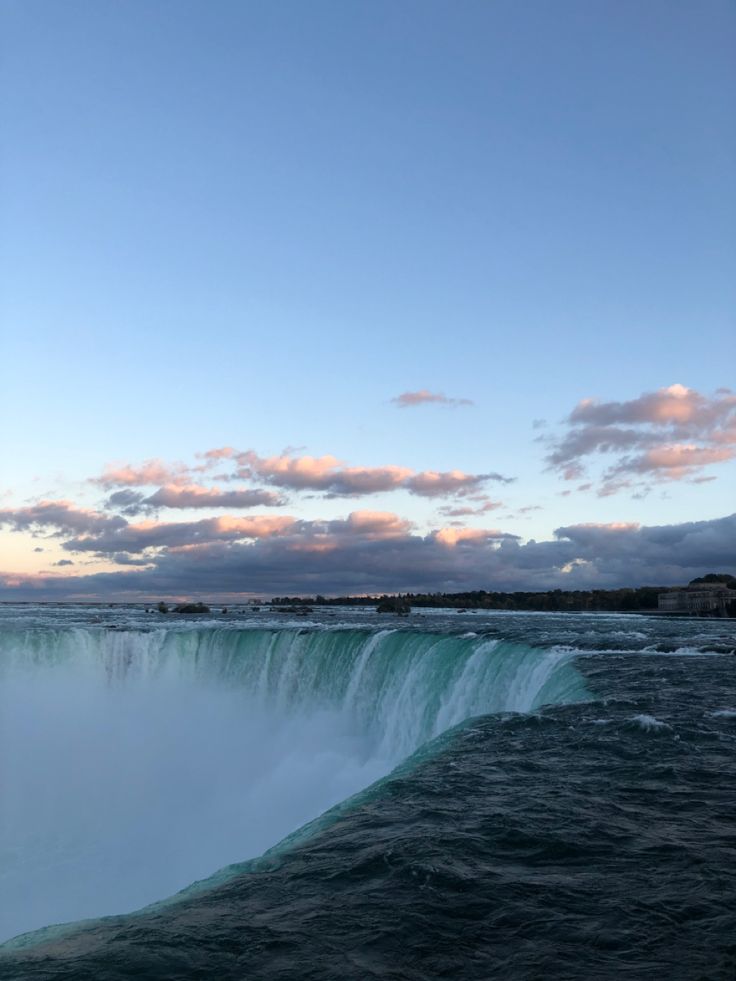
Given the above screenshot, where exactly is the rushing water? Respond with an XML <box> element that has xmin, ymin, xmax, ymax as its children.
<box><xmin>0</xmin><ymin>605</ymin><xmax>734</xmax><ymax>979</ymax></box>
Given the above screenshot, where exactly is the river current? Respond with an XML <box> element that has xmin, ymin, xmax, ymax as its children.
<box><xmin>0</xmin><ymin>605</ymin><xmax>734</xmax><ymax>979</ymax></box>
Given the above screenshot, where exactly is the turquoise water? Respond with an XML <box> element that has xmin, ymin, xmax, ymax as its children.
<box><xmin>1</xmin><ymin>606</ymin><xmax>734</xmax><ymax>978</ymax></box>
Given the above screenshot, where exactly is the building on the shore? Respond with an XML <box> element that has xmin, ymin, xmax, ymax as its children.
<box><xmin>658</xmin><ymin>583</ymin><xmax>731</xmax><ymax>616</ymax></box>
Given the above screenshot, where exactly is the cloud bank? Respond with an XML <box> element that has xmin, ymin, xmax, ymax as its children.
<box><xmin>1</xmin><ymin>500</ymin><xmax>733</xmax><ymax>600</ymax></box>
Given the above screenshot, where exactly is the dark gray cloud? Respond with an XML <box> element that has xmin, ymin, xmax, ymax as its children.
<box><xmin>2</xmin><ymin>512</ymin><xmax>733</xmax><ymax>600</ymax></box>
<box><xmin>54</xmin><ymin>511</ymin><xmax>419</xmax><ymax>559</ymax></box>
<box><xmin>62</xmin><ymin>514</ymin><xmax>297</xmax><ymax>554</ymax></box>
<box><xmin>546</xmin><ymin>426</ymin><xmax>656</xmax><ymax>474</ymax></box>
<box><xmin>0</xmin><ymin>501</ymin><xmax>127</xmax><ymax>537</ymax></box>
<box><xmin>104</xmin><ymin>490</ymin><xmax>149</xmax><ymax>516</ymax></box>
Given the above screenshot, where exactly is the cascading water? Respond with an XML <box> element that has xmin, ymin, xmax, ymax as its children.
<box><xmin>0</xmin><ymin>623</ymin><xmax>588</xmax><ymax>943</ymax></box>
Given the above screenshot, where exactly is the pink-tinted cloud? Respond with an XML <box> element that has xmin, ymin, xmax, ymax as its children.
<box><xmin>233</xmin><ymin>450</ymin><xmax>510</xmax><ymax>498</ymax></box>
<box><xmin>198</xmin><ymin>447</ymin><xmax>237</xmax><ymax>462</ymax></box>
<box><xmin>404</xmin><ymin>470</ymin><xmax>489</xmax><ymax>498</ymax></box>
<box><xmin>605</xmin><ymin>444</ymin><xmax>734</xmax><ymax>481</ymax></box>
<box><xmin>143</xmin><ymin>484</ymin><xmax>285</xmax><ymax>510</ymax></box>
<box><xmin>570</xmin><ymin>384</ymin><xmax>736</xmax><ymax>430</ymax></box>
<box><xmin>93</xmin><ymin>447</ymin><xmax>514</xmax><ymax>505</ymax></box>
<box><xmin>560</xmin><ymin>521</ymin><xmax>640</xmax><ymax>534</ymax></box>
<box><xmin>391</xmin><ymin>389</ymin><xmax>474</xmax><ymax>409</ymax></box>
<box><xmin>329</xmin><ymin>511</ymin><xmax>414</xmax><ymax>539</ymax></box>
<box><xmin>236</xmin><ymin>452</ymin><xmax>413</xmax><ymax>495</ymax></box>
<box><xmin>433</xmin><ymin>527</ymin><xmax>514</xmax><ymax>547</ymax></box>
<box><xmin>94</xmin><ymin>460</ymin><xmax>189</xmax><ymax>488</ymax></box>
<box><xmin>278</xmin><ymin>512</ymin><xmax>415</xmax><ymax>553</ymax></box>
<box><xmin>547</xmin><ymin>385</ymin><xmax>736</xmax><ymax>493</ymax></box>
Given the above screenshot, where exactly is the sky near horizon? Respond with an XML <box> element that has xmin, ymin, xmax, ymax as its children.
<box><xmin>1</xmin><ymin>0</ymin><xmax>735</xmax><ymax>599</ymax></box>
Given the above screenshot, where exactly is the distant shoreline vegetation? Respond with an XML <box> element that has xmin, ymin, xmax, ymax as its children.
<box><xmin>271</xmin><ymin>574</ymin><xmax>736</xmax><ymax>616</ymax></box>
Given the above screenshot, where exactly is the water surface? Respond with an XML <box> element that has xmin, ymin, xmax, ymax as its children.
<box><xmin>1</xmin><ymin>605</ymin><xmax>734</xmax><ymax>978</ymax></box>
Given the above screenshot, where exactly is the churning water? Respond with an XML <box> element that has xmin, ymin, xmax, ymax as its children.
<box><xmin>1</xmin><ymin>606</ymin><xmax>734</xmax><ymax>979</ymax></box>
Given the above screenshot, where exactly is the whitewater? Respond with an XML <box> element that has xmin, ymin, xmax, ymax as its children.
<box><xmin>1</xmin><ymin>605</ymin><xmax>734</xmax><ymax>979</ymax></box>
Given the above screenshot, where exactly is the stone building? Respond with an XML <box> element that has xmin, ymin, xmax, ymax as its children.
<box><xmin>658</xmin><ymin>583</ymin><xmax>731</xmax><ymax>616</ymax></box>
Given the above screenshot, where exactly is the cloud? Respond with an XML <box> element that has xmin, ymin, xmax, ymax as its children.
<box><xmin>3</xmin><ymin>502</ymin><xmax>733</xmax><ymax>600</ymax></box>
<box><xmin>391</xmin><ymin>389</ymin><xmax>474</xmax><ymax>409</ymax></box>
<box><xmin>93</xmin><ymin>448</ymin><xmax>513</xmax><ymax>502</ymax></box>
<box><xmin>103</xmin><ymin>490</ymin><xmax>149</xmax><ymax>516</ymax></box>
<box><xmin>0</xmin><ymin>501</ymin><xmax>127</xmax><ymax>537</ymax></box>
<box><xmin>403</xmin><ymin>470</ymin><xmax>490</xmax><ymax>498</ymax></box>
<box><xmin>104</xmin><ymin>482</ymin><xmax>285</xmax><ymax>515</ymax></box>
<box><xmin>438</xmin><ymin>499</ymin><xmax>503</xmax><ymax>518</ymax></box>
<box><xmin>39</xmin><ymin>508</ymin><xmax>416</xmax><ymax>560</ymax></box>
<box><xmin>94</xmin><ymin>459</ymin><xmax>191</xmax><ymax>488</ymax></box>
<box><xmin>62</xmin><ymin>514</ymin><xmax>298</xmax><ymax>555</ymax></box>
<box><xmin>233</xmin><ymin>450</ymin><xmax>511</xmax><ymax>498</ymax></box>
<box><xmin>605</xmin><ymin>444</ymin><xmax>734</xmax><ymax>480</ymax></box>
<box><xmin>235</xmin><ymin>452</ymin><xmax>413</xmax><ymax>495</ymax></box>
<box><xmin>327</xmin><ymin>511</ymin><xmax>414</xmax><ymax>539</ymax></box>
<box><xmin>142</xmin><ymin>485</ymin><xmax>285</xmax><ymax>511</ymax></box>
<box><xmin>432</xmin><ymin>527</ymin><xmax>516</xmax><ymax>547</ymax></box>
<box><xmin>546</xmin><ymin>385</ymin><xmax>736</xmax><ymax>493</ymax></box>
<box><xmin>198</xmin><ymin>447</ymin><xmax>237</xmax><ymax>462</ymax></box>
<box><xmin>569</xmin><ymin>384</ymin><xmax>736</xmax><ymax>430</ymax></box>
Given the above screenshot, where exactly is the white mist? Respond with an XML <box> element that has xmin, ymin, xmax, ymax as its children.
<box><xmin>0</xmin><ymin>670</ymin><xmax>391</xmax><ymax>942</ymax></box>
<box><xmin>0</xmin><ymin>625</ymin><xmax>582</xmax><ymax>943</ymax></box>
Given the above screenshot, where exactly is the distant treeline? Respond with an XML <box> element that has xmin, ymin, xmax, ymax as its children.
<box><xmin>270</xmin><ymin>587</ymin><xmax>666</xmax><ymax>612</ymax></box>
<box><xmin>270</xmin><ymin>574</ymin><xmax>736</xmax><ymax>614</ymax></box>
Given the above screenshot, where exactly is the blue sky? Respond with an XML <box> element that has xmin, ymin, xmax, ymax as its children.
<box><xmin>1</xmin><ymin>1</ymin><xmax>734</xmax><ymax>597</ymax></box>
